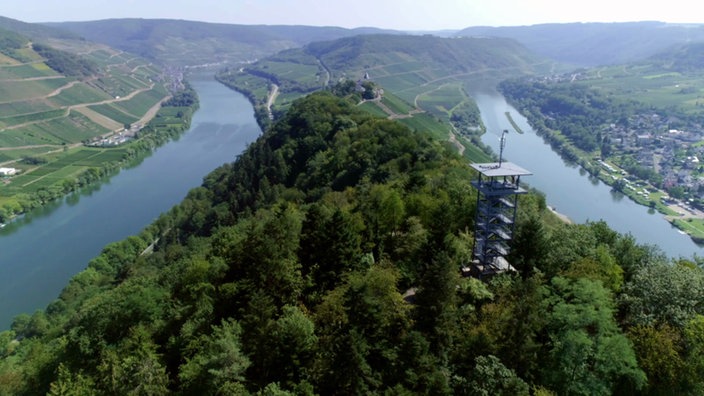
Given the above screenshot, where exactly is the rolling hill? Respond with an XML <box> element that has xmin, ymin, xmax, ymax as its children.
<box><xmin>46</xmin><ymin>18</ymin><xmax>400</xmax><ymax>67</ymax></box>
<box><xmin>458</xmin><ymin>21</ymin><xmax>704</xmax><ymax>67</ymax></box>
<box><xmin>217</xmin><ymin>33</ymin><xmax>546</xmax><ymax>162</ymax></box>
<box><xmin>219</xmin><ymin>33</ymin><xmax>547</xmax><ymax>109</ymax></box>
<box><xmin>0</xmin><ymin>23</ymin><xmax>194</xmax><ymax>221</ymax></box>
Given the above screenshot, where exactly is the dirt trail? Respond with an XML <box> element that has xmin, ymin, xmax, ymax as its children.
<box><xmin>448</xmin><ymin>129</ymin><xmax>465</xmax><ymax>156</ymax></box>
<box><xmin>0</xmin><ymin>75</ymin><xmax>65</xmax><ymax>83</ymax></box>
<box><xmin>266</xmin><ymin>84</ymin><xmax>279</xmax><ymax>119</ymax></box>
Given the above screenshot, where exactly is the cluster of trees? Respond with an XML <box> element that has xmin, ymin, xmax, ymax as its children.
<box><xmin>0</xmin><ymin>28</ymin><xmax>29</xmax><ymax>60</ymax></box>
<box><xmin>163</xmin><ymin>85</ymin><xmax>198</xmax><ymax>108</ymax></box>
<box><xmin>1</xmin><ymin>90</ymin><xmax>703</xmax><ymax>395</ymax></box>
<box><xmin>499</xmin><ymin>79</ymin><xmax>640</xmax><ymax>154</ymax></box>
<box><xmin>32</xmin><ymin>43</ymin><xmax>98</xmax><ymax>78</ymax></box>
<box><xmin>450</xmin><ymin>100</ymin><xmax>483</xmax><ymax>136</ymax></box>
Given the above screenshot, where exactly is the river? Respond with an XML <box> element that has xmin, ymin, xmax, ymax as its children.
<box><xmin>0</xmin><ymin>75</ymin><xmax>261</xmax><ymax>329</ymax></box>
<box><xmin>472</xmin><ymin>87</ymin><xmax>702</xmax><ymax>259</ymax></box>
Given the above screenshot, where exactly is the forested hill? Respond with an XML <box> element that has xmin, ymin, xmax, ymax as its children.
<box><xmin>458</xmin><ymin>21</ymin><xmax>704</xmax><ymax>66</ymax></box>
<box><xmin>647</xmin><ymin>41</ymin><xmax>704</xmax><ymax>72</ymax></box>
<box><xmin>2</xmin><ymin>89</ymin><xmax>704</xmax><ymax>394</ymax></box>
<box><xmin>0</xmin><ymin>16</ymin><xmax>79</xmax><ymax>41</ymax></box>
<box><xmin>46</xmin><ymin>19</ymin><xmax>399</xmax><ymax>66</ymax></box>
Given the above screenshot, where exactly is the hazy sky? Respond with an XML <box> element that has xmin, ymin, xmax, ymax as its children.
<box><xmin>2</xmin><ymin>0</ymin><xmax>701</xmax><ymax>30</ymax></box>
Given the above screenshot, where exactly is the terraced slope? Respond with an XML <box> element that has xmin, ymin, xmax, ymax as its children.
<box><xmin>217</xmin><ymin>34</ymin><xmax>549</xmax><ymax>162</ymax></box>
<box><xmin>0</xmin><ymin>28</ymin><xmax>178</xmax><ymax>217</ymax></box>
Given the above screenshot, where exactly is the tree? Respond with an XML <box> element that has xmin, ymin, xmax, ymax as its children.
<box><xmin>456</xmin><ymin>355</ymin><xmax>529</xmax><ymax>396</ymax></box>
<box><xmin>97</xmin><ymin>326</ymin><xmax>169</xmax><ymax>395</ymax></box>
<box><xmin>414</xmin><ymin>249</ymin><xmax>460</xmax><ymax>359</ymax></box>
<box><xmin>542</xmin><ymin>277</ymin><xmax>645</xmax><ymax>395</ymax></box>
<box><xmin>627</xmin><ymin>324</ymin><xmax>686</xmax><ymax>393</ymax></box>
<box><xmin>683</xmin><ymin>315</ymin><xmax>704</xmax><ymax>393</ymax></box>
<box><xmin>267</xmin><ymin>305</ymin><xmax>317</xmax><ymax>388</ymax></box>
<box><xmin>47</xmin><ymin>364</ymin><xmax>97</xmax><ymax>396</ymax></box>
<box><xmin>299</xmin><ymin>204</ymin><xmax>363</xmax><ymax>296</ymax></box>
<box><xmin>509</xmin><ymin>214</ymin><xmax>549</xmax><ymax>279</ymax></box>
<box><xmin>313</xmin><ymin>264</ymin><xmax>411</xmax><ymax>394</ymax></box>
<box><xmin>179</xmin><ymin>319</ymin><xmax>250</xmax><ymax>394</ymax></box>
<box><xmin>620</xmin><ymin>261</ymin><xmax>704</xmax><ymax>329</ymax></box>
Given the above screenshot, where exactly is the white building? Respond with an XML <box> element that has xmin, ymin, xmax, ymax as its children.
<box><xmin>0</xmin><ymin>167</ymin><xmax>17</xmax><ymax>176</ymax></box>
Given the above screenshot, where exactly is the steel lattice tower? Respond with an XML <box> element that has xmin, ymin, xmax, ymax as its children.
<box><xmin>467</xmin><ymin>131</ymin><xmax>531</xmax><ymax>277</ymax></box>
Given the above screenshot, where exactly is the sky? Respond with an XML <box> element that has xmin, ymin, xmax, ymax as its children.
<box><xmin>2</xmin><ymin>0</ymin><xmax>702</xmax><ymax>31</ymax></box>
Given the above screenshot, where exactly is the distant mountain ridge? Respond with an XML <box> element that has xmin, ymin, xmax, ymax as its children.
<box><xmin>46</xmin><ymin>19</ymin><xmax>402</xmax><ymax>66</ymax></box>
<box><xmin>458</xmin><ymin>21</ymin><xmax>704</xmax><ymax>66</ymax></box>
<box><xmin>647</xmin><ymin>41</ymin><xmax>704</xmax><ymax>72</ymax></box>
<box><xmin>0</xmin><ymin>16</ymin><xmax>80</xmax><ymax>41</ymax></box>
<box><xmin>302</xmin><ymin>34</ymin><xmax>542</xmax><ymax>74</ymax></box>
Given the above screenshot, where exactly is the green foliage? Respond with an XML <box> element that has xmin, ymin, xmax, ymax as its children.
<box><xmin>0</xmin><ymin>87</ymin><xmax>699</xmax><ymax>395</ymax></box>
<box><xmin>179</xmin><ymin>319</ymin><xmax>250</xmax><ymax>394</ymax></box>
<box><xmin>542</xmin><ymin>277</ymin><xmax>646</xmax><ymax>395</ymax></box>
<box><xmin>459</xmin><ymin>355</ymin><xmax>529</xmax><ymax>396</ymax></box>
<box><xmin>32</xmin><ymin>43</ymin><xmax>97</xmax><ymax>77</ymax></box>
<box><xmin>620</xmin><ymin>260</ymin><xmax>704</xmax><ymax>332</ymax></box>
<box><xmin>0</xmin><ymin>28</ymin><xmax>29</xmax><ymax>60</ymax></box>
<box><xmin>628</xmin><ymin>324</ymin><xmax>686</xmax><ymax>393</ymax></box>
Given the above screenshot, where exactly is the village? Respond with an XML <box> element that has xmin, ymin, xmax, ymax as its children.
<box><xmin>603</xmin><ymin>111</ymin><xmax>704</xmax><ymax>201</ymax></box>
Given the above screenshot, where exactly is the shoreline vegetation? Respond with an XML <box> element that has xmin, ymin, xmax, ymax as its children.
<box><xmin>3</xmin><ymin>86</ymin><xmax>686</xmax><ymax>396</ymax></box>
<box><xmin>500</xmin><ymin>97</ymin><xmax>704</xmax><ymax>244</ymax></box>
<box><xmin>504</xmin><ymin>111</ymin><xmax>524</xmax><ymax>134</ymax></box>
<box><xmin>0</xmin><ymin>85</ymin><xmax>199</xmax><ymax>226</ymax></box>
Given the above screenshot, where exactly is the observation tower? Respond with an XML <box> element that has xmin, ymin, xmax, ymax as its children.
<box><xmin>467</xmin><ymin>130</ymin><xmax>531</xmax><ymax>277</ymax></box>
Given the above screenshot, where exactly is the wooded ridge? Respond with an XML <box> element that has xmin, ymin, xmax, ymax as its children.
<box><xmin>1</xmin><ymin>89</ymin><xmax>702</xmax><ymax>395</ymax></box>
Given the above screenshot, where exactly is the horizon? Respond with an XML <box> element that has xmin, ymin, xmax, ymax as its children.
<box><xmin>2</xmin><ymin>0</ymin><xmax>702</xmax><ymax>31</ymax></box>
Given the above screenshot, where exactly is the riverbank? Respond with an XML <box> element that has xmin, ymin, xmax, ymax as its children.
<box><xmin>0</xmin><ymin>77</ymin><xmax>261</xmax><ymax>329</ymax></box>
<box><xmin>504</xmin><ymin>111</ymin><xmax>524</xmax><ymax>133</ymax></box>
<box><xmin>0</xmin><ymin>86</ymin><xmax>199</xmax><ymax>225</ymax></box>
<box><xmin>576</xmin><ymin>152</ymin><xmax>704</xmax><ymax>243</ymax></box>
<box><xmin>549</xmin><ymin>206</ymin><xmax>572</xmax><ymax>224</ymax></box>
<box><xmin>499</xmin><ymin>96</ymin><xmax>704</xmax><ymax>244</ymax></box>
<box><xmin>474</xmin><ymin>88</ymin><xmax>701</xmax><ymax>257</ymax></box>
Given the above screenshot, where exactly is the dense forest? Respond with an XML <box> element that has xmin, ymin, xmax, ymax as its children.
<box><xmin>0</xmin><ymin>28</ymin><xmax>28</xmax><ymax>59</ymax></box>
<box><xmin>498</xmin><ymin>79</ymin><xmax>635</xmax><ymax>154</ymax></box>
<box><xmin>1</xmin><ymin>89</ymin><xmax>703</xmax><ymax>395</ymax></box>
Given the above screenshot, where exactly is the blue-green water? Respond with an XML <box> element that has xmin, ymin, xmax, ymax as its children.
<box><xmin>0</xmin><ymin>76</ymin><xmax>261</xmax><ymax>329</ymax></box>
<box><xmin>474</xmin><ymin>87</ymin><xmax>702</xmax><ymax>259</ymax></box>
<box><xmin>2</xmin><ymin>77</ymin><xmax>699</xmax><ymax>330</ymax></box>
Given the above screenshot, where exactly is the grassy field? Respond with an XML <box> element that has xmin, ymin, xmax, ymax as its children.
<box><xmin>48</xmin><ymin>82</ymin><xmax>113</xmax><ymax>106</ymax></box>
<box><xmin>671</xmin><ymin>218</ymin><xmax>704</xmax><ymax>241</ymax></box>
<box><xmin>88</xmin><ymin>103</ymin><xmax>140</xmax><ymax>125</ymax></box>
<box><xmin>357</xmin><ymin>101</ymin><xmax>389</xmax><ymax>118</ymax></box>
<box><xmin>259</xmin><ymin>60</ymin><xmax>322</xmax><ymax>87</ymax></box>
<box><xmin>581</xmin><ymin>64</ymin><xmax>704</xmax><ymax>114</ymax></box>
<box><xmin>417</xmin><ymin>83</ymin><xmax>466</xmax><ymax>119</ymax></box>
<box><xmin>380</xmin><ymin>92</ymin><xmax>414</xmax><ymax>115</ymax></box>
<box><xmin>0</xmin><ymin>63</ymin><xmax>59</xmax><ymax>79</ymax></box>
<box><xmin>397</xmin><ymin>113</ymin><xmax>449</xmax><ymax>141</ymax></box>
<box><xmin>0</xmin><ymin>78</ymin><xmax>71</xmax><ymax>102</ymax></box>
